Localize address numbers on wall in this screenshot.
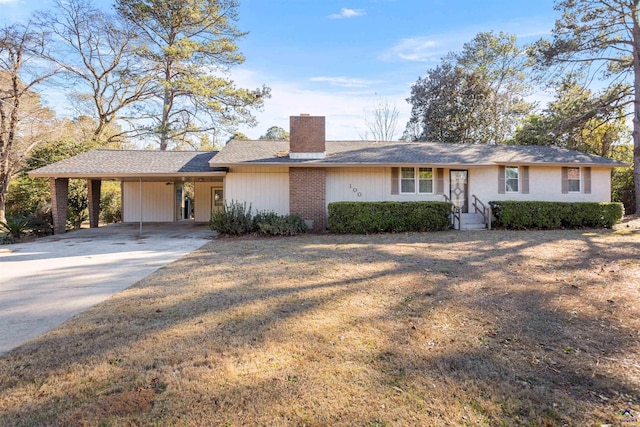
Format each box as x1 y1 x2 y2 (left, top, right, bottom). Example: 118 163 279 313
349 184 363 198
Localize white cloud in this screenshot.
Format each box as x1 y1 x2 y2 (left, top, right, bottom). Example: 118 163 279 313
328 8 366 19
0 0 19 3
380 35 457 63
231 68 410 141
309 76 379 88
380 17 554 64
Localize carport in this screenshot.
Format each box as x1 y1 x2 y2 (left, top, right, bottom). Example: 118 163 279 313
29 150 227 234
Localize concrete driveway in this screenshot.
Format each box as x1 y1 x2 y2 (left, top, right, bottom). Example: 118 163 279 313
0 223 213 355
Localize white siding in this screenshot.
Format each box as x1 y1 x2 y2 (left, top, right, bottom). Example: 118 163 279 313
326 166 612 209
326 167 451 205
194 182 223 222
122 181 175 222
326 168 385 203
471 166 611 204
225 171 289 214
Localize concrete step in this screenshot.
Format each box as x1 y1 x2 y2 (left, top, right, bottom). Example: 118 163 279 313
461 213 484 224
459 213 487 230
460 223 487 230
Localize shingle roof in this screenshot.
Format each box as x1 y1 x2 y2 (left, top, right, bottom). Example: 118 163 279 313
29 150 225 177
209 140 627 167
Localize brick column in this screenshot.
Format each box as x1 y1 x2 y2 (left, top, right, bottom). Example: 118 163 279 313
88 179 101 228
289 168 326 232
50 178 69 235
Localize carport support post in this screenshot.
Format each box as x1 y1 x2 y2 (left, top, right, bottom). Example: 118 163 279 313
87 179 101 228
139 178 143 235
50 178 69 235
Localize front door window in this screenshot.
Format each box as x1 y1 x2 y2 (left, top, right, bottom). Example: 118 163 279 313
212 188 224 211
450 170 468 213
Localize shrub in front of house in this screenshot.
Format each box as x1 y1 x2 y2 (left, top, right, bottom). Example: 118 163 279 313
328 201 452 234
210 201 307 236
209 201 255 235
254 211 308 236
488 201 624 229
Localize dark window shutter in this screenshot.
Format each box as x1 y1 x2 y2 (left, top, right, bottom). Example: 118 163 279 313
561 167 568 194
583 167 591 194
498 166 505 194
521 166 529 194
391 167 399 195
435 168 444 194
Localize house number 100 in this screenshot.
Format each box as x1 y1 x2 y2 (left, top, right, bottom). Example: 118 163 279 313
349 184 362 197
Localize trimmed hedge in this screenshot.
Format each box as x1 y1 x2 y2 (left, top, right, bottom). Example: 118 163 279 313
328 201 452 234
489 201 624 229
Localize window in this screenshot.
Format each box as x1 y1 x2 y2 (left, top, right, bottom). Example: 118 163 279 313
505 167 519 192
567 167 580 192
211 188 224 210
418 168 434 193
400 167 415 193
400 167 433 194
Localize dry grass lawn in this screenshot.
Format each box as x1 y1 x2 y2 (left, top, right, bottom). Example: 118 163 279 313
1 228 639 426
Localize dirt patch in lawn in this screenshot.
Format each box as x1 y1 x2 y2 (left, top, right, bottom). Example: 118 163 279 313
0 229 639 426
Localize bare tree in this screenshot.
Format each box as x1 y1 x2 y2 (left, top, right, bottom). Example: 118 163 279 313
0 23 58 222
34 0 155 143
361 99 400 141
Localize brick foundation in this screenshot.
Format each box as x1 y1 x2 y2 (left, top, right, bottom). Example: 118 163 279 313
289 168 326 232
88 179 101 228
50 178 69 235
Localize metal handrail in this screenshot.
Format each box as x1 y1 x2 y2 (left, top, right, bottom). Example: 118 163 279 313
443 194 461 230
471 195 492 230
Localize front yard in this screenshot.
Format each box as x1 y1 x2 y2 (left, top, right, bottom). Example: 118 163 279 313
1 229 639 426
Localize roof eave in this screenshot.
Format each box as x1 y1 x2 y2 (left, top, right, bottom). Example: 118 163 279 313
28 171 228 179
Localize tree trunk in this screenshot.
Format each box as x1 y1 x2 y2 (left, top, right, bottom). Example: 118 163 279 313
0 174 8 223
633 6 640 215
159 61 173 151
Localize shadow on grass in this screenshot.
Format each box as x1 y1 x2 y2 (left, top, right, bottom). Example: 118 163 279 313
0 230 638 425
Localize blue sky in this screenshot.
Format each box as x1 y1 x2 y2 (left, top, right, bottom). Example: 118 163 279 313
2 0 558 140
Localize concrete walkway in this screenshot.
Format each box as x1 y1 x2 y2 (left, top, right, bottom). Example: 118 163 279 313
0 223 213 355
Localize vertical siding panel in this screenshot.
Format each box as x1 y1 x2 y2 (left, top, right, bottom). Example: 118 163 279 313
122 182 138 222
325 168 385 205
225 172 289 214
122 182 174 222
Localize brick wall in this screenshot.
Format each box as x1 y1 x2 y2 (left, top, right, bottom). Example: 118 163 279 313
289 168 326 232
50 178 69 235
290 115 325 154
88 179 101 228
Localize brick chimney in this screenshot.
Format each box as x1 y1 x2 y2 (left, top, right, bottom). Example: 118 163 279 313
289 114 326 159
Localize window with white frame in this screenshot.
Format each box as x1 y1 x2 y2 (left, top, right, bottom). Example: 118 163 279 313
567 167 580 192
400 167 434 194
505 167 519 192
400 167 415 193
